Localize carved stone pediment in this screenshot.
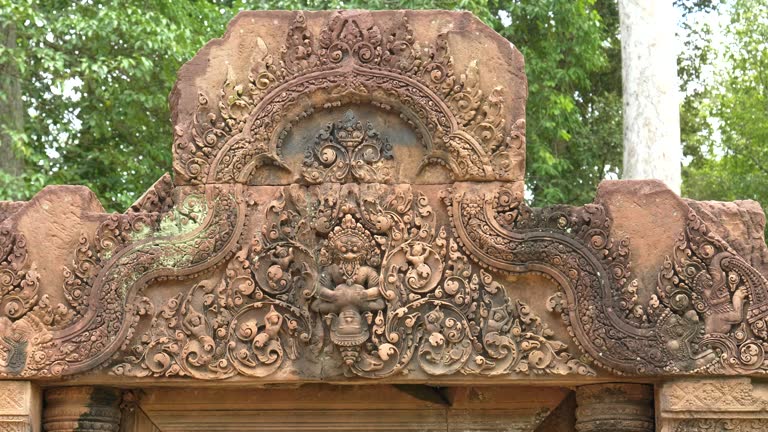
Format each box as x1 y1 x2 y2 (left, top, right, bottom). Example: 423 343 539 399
171 10 526 187
2 10 768 383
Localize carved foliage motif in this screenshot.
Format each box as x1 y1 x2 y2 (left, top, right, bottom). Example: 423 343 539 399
648 212 768 374
448 185 768 375
5 180 768 378
173 11 522 184
661 379 768 432
303 111 393 184
0 231 39 323
673 419 768 432
4 10 768 383
0 381 34 432
0 231 41 375
115 184 592 379
0 188 245 377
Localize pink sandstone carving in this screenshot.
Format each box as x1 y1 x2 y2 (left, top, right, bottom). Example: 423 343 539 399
1 10 768 382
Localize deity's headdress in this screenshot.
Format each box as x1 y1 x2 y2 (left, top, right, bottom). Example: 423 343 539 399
320 214 380 268
327 215 374 254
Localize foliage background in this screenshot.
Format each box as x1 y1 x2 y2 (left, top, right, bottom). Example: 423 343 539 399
0 0 764 219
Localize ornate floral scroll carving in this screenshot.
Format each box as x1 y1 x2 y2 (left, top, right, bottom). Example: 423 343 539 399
173 11 521 184
114 184 592 379
0 230 41 374
4 9 768 384
112 249 311 379
0 231 39 324
0 187 246 377
648 211 768 373
660 378 768 432
447 184 768 375
303 111 393 184
673 419 768 432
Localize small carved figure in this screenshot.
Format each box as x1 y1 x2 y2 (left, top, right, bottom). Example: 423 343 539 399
266 245 294 291
405 243 432 290
253 305 283 348
699 263 749 335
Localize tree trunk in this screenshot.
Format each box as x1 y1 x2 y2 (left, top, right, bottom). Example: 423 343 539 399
0 21 25 178
619 0 682 194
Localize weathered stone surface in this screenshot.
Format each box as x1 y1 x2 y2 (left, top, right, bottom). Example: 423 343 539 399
0 9 767 386
42 387 121 432
658 378 768 431
170 10 527 186
0 381 41 432
575 383 654 432
135 385 568 431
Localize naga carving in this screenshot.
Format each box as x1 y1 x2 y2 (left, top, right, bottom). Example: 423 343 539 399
448 185 768 375
113 183 592 379
0 188 245 377
2 9 768 383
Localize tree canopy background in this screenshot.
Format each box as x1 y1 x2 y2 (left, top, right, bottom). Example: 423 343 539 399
0 0 763 220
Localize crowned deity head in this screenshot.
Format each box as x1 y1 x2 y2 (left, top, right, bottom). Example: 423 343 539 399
325 214 376 269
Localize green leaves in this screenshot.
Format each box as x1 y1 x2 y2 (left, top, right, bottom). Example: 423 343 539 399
0 0 229 210
681 0 768 230
491 0 621 206
0 0 622 211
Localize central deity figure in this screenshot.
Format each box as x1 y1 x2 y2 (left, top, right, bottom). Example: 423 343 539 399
312 214 385 364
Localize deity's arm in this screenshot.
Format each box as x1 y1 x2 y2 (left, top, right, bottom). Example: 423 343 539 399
315 271 337 301
362 269 381 299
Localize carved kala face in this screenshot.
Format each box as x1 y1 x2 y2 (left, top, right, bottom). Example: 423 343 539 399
334 235 366 261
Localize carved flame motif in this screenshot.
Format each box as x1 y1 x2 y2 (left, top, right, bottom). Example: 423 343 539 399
303 111 393 184
173 11 520 185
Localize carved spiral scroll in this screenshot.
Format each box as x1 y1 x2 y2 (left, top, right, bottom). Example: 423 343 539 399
173 11 523 185
447 185 768 375
1 186 245 377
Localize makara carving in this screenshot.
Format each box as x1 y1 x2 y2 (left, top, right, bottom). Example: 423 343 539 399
1 10 768 382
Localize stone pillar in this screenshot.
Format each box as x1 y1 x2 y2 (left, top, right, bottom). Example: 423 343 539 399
0 381 42 432
43 387 121 432
619 0 682 194
658 378 768 431
575 383 654 432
